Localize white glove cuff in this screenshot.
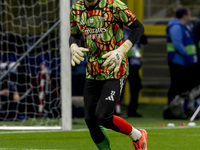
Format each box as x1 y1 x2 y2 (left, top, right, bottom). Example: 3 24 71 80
120 39 133 53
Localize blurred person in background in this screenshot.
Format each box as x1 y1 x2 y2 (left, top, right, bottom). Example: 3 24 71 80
164 7 197 119
0 78 20 121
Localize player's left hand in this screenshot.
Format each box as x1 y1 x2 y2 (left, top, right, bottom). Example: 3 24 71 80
102 40 133 73
102 49 125 73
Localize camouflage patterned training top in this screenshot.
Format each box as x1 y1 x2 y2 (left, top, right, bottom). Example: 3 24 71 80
70 0 137 80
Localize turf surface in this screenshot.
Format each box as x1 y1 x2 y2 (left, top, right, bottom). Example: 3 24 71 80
0 104 199 150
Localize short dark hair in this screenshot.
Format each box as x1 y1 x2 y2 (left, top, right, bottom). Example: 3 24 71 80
176 8 189 19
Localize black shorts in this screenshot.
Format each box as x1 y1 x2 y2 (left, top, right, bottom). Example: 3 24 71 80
84 79 125 120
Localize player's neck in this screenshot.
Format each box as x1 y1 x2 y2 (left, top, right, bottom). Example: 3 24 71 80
84 0 98 8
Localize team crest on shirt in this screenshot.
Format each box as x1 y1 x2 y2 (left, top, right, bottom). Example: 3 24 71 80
80 20 85 26
90 18 94 23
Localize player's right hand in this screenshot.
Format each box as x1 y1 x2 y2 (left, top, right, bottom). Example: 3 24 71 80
70 43 89 66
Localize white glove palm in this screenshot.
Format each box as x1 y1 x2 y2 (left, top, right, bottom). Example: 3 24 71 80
70 43 89 66
102 40 133 73
102 49 125 73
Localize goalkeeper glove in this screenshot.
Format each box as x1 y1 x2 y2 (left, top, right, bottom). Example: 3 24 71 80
102 40 133 73
70 43 89 66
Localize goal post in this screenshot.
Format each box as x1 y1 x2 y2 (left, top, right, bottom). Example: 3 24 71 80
60 0 72 131
0 0 72 131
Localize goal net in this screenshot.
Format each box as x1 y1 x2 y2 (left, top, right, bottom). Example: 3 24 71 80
0 0 71 130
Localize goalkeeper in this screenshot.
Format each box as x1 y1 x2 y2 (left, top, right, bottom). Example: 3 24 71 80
70 0 147 149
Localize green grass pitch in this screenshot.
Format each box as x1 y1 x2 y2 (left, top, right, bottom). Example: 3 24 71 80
0 104 199 150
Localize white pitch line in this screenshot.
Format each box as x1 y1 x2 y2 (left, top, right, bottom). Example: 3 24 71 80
0 126 199 134
138 126 200 130
71 126 200 131
72 128 89 132
0 130 63 134
0 149 63 150
0 129 89 134
150 132 200 137
0 149 18 150
182 134 200 137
